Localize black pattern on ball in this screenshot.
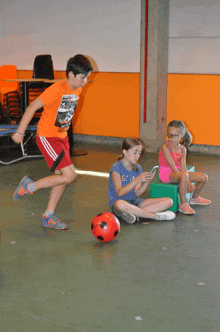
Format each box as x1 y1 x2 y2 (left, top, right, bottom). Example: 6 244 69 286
91 212 120 242
100 221 107 229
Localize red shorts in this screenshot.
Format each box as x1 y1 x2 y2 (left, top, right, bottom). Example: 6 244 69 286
36 135 72 171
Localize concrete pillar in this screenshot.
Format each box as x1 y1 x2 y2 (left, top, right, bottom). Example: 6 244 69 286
140 0 169 152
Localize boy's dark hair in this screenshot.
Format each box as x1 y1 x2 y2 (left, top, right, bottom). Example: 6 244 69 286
168 120 192 148
66 54 93 77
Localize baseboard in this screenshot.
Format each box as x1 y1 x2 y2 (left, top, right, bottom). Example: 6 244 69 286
73 134 124 147
188 144 220 156
72 134 220 156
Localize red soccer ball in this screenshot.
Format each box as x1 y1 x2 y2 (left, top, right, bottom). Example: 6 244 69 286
91 212 120 242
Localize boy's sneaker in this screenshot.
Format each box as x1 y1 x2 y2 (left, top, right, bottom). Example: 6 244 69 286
189 196 211 206
13 175 34 201
42 213 68 230
121 213 136 224
178 202 195 215
155 211 176 221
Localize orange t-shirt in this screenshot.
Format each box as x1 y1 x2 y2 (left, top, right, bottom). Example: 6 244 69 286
37 80 82 138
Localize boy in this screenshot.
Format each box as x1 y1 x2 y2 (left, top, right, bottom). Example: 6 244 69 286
12 54 93 230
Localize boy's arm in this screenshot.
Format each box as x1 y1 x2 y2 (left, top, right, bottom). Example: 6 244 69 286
12 97 45 143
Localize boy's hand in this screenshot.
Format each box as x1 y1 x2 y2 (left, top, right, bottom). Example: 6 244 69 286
11 132 24 144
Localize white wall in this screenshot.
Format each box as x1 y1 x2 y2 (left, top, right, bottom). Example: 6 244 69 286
168 0 220 74
0 0 141 72
2 0 219 74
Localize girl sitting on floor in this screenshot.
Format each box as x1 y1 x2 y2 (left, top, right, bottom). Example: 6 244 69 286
108 137 175 224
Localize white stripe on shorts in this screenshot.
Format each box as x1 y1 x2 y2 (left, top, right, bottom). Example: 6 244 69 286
39 136 58 161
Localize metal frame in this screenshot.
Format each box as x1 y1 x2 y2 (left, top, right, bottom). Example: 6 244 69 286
0 124 42 165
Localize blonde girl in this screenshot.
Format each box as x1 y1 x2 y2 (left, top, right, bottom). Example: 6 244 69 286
159 120 211 214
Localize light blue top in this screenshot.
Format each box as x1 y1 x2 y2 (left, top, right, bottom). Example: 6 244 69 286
108 160 143 208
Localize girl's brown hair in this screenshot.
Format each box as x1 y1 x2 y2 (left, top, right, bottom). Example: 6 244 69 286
117 137 142 172
167 120 192 148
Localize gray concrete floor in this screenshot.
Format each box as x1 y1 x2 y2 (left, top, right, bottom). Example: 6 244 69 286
1 141 220 332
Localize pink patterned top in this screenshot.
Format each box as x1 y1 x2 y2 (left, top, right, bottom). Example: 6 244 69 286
158 142 184 183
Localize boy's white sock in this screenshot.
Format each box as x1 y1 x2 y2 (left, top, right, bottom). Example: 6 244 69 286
28 182 36 192
44 211 54 217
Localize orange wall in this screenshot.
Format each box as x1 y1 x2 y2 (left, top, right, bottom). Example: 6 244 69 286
167 74 220 146
16 70 220 145
71 72 220 144
17 71 140 138
72 72 140 137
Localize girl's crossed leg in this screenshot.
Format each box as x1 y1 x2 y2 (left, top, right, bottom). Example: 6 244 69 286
113 197 174 222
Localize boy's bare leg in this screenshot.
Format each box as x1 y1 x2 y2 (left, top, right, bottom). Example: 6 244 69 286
31 165 77 214
34 164 77 190
45 184 66 212
37 165 77 212
46 169 67 212
38 165 77 228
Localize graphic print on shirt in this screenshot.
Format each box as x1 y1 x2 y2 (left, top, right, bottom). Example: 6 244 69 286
122 175 129 182
122 174 136 189
55 94 79 130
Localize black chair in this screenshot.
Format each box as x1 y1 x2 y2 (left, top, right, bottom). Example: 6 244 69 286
0 102 7 123
29 54 54 124
29 54 54 95
2 91 22 124
32 54 54 81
